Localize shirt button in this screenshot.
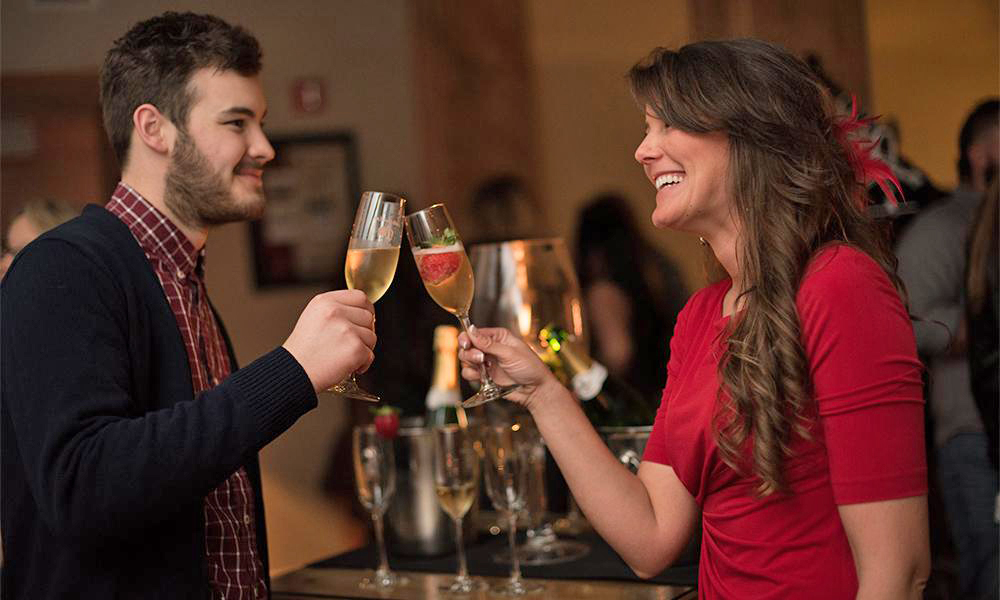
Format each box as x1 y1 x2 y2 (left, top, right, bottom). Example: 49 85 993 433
176 269 185 280
244 513 251 526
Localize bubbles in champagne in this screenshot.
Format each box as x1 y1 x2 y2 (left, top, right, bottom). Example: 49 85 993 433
346 246 400 303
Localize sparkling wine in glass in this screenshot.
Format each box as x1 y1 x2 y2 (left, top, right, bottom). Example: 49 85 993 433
483 424 543 596
331 191 405 402
352 424 408 589
405 204 519 408
433 425 484 594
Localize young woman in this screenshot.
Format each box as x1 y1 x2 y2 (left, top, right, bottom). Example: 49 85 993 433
459 39 930 599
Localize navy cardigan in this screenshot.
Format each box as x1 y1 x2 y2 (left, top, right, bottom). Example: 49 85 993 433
2 205 317 598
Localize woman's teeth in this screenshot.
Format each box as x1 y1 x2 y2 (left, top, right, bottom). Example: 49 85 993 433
655 173 685 190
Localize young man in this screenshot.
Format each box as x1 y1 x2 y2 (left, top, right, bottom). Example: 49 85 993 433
1 12 377 598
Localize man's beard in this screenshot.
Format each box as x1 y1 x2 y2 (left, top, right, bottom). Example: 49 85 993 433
164 130 266 228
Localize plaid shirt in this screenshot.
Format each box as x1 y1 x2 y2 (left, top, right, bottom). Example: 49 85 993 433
107 183 266 599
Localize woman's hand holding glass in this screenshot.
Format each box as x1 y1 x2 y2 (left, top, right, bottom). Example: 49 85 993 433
405 204 520 407
456 326 558 411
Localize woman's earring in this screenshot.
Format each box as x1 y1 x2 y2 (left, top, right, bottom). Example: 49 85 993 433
699 237 708 247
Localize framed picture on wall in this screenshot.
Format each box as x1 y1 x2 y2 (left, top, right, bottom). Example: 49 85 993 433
250 132 360 288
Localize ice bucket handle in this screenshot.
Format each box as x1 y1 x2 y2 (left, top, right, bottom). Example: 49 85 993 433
618 449 642 474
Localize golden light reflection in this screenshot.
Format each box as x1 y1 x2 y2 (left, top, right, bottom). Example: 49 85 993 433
571 297 584 338
512 241 533 337
517 302 532 338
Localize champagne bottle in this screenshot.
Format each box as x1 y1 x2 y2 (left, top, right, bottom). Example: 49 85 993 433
538 325 656 427
425 325 467 427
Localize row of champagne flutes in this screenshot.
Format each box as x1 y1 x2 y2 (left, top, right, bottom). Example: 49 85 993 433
353 422 543 595
332 190 519 406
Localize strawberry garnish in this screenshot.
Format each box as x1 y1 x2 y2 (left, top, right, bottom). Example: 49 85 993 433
373 405 401 439
417 252 462 285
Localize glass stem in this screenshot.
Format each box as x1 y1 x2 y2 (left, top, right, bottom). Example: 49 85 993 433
508 512 522 584
457 314 496 391
454 517 468 580
372 511 390 575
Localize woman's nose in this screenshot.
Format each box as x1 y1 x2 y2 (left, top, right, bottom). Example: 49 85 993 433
634 134 659 164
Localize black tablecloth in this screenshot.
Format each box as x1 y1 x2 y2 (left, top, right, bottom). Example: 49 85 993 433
311 531 698 587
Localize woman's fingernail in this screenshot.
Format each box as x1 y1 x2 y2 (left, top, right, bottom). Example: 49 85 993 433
472 350 484 363
460 339 470 350
469 324 477 335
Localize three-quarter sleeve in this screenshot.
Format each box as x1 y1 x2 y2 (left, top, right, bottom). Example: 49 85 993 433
797 246 927 504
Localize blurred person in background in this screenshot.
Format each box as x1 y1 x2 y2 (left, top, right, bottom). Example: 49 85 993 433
1 12 377 599
467 174 546 244
459 39 929 598
896 98 999 600
0 198 77 278
574 192 687 400
966 180 998 485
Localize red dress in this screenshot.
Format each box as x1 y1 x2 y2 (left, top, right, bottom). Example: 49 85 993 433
643 244 926 599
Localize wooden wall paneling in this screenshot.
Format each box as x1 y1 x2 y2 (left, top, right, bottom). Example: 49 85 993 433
409 0 542 240
688 0 871 103
1 73 117 228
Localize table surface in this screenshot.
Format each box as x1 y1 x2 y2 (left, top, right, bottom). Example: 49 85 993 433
271 526 698 599
272 567 696 599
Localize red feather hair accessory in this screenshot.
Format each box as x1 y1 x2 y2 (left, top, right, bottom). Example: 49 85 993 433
833 95 904 208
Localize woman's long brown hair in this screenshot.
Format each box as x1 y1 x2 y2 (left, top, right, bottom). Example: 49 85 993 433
629 39 904 495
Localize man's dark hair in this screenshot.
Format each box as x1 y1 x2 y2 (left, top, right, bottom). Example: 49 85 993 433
958 98 999 182
99 12 262 167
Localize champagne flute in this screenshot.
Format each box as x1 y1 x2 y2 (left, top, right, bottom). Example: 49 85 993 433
352 424 408 589
405 204 519 408
331 191 406 402
432 425 484 594
482 423 543 596
514 420 589 566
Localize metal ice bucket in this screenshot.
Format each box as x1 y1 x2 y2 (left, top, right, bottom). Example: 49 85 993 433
468 238 586 346
384 419 454 556
599 424 702 566
598 426 653 474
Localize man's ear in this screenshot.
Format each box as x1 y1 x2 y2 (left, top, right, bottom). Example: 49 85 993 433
132 103 175 155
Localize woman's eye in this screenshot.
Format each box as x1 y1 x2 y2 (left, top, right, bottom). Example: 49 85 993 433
226 119 246 129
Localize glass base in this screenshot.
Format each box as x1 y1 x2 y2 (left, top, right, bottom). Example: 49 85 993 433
462 383 520 408
329 378 380 402
490 579 544 596
517 539 589 566
359 568 408 589
441 575 487 594
493 539 589 566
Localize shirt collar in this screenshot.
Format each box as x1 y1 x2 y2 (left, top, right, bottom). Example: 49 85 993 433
106 182 204 279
